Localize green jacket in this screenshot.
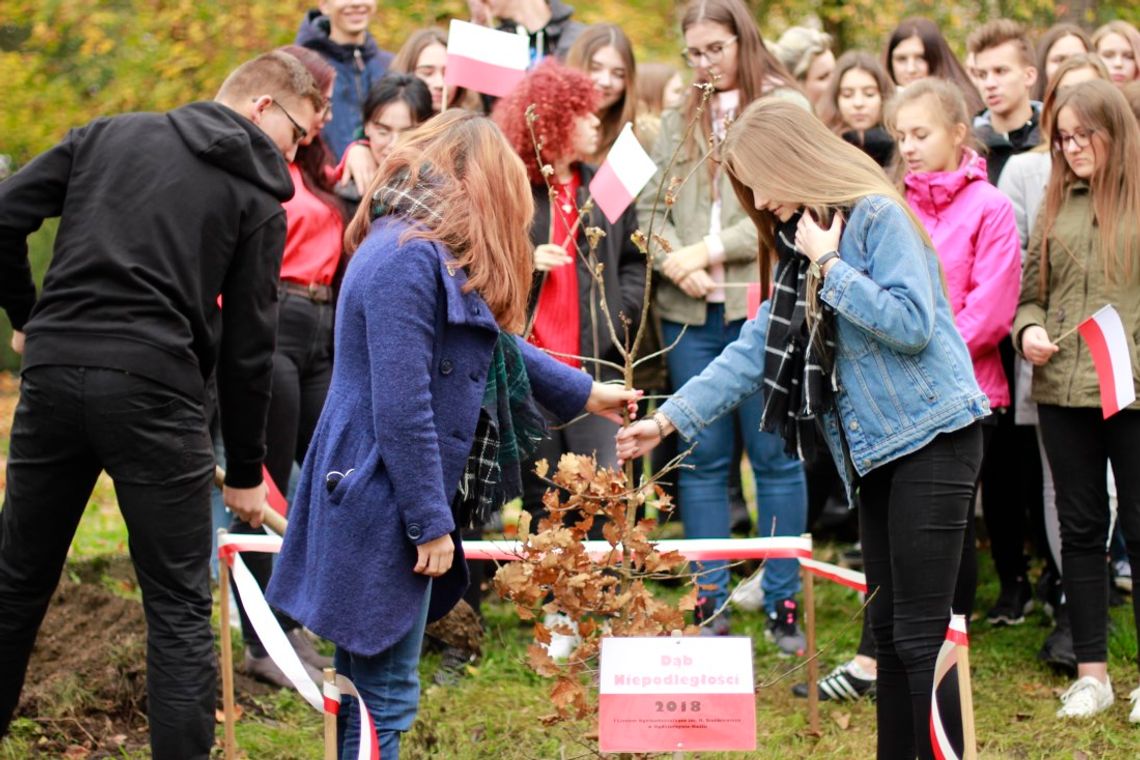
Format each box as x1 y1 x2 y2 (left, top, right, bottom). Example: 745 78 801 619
1013 184 1140 410
636 88 809 326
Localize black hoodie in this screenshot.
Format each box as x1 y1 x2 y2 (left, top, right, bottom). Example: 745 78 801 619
0 101 294 487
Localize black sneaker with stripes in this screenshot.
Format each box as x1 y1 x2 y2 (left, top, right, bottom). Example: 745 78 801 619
792 660 876 701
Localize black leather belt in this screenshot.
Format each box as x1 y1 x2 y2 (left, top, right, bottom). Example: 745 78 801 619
280 281 333 303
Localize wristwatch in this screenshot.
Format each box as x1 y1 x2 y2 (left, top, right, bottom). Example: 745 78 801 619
810 250 840 278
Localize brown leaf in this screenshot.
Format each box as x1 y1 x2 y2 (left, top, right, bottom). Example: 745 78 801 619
533 458 549 479
533 622 552 645
831 710 851 730
63 747 90 760
517 510 532 540
527 643 562 678
677 585 698 612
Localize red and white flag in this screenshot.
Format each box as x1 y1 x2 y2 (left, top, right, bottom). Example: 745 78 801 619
1078 304 1137 418
588 122 657 223
930 614 970 760
444 19 529 98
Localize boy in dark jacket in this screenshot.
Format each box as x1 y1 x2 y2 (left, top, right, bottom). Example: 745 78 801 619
296 0 394 157
0 51 320 760
490 0 584 64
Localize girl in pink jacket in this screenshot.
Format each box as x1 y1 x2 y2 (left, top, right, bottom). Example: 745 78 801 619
888 76 1022 625
889 78 1022 411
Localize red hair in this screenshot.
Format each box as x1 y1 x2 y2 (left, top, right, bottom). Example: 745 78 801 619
344 111 535 333
492 59 599 184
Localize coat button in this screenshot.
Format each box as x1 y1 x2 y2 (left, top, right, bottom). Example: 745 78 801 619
470 303 480 316
848 420 859 431
440 359 454 375
406 524 423 541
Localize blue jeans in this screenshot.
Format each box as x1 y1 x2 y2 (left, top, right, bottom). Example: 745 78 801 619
334 580 431 759
662 305 807 613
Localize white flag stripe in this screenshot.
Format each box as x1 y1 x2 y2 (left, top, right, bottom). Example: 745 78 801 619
1091 305 1137 410
605 123 657 196
446 19 529 70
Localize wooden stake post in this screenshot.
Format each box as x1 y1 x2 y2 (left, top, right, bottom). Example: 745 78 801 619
802 533 820 735
217 528 238 760
324 668 338 759
958 628 978 760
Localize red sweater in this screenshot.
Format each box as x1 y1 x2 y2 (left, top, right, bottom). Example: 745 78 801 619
280 162 343 286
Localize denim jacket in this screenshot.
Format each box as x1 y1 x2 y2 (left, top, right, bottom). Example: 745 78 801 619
659 195 989 498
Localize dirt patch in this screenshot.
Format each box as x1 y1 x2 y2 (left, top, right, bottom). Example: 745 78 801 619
14 565 151 757
12 557 279 757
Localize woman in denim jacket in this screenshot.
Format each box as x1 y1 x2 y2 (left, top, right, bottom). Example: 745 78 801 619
618 99 989 760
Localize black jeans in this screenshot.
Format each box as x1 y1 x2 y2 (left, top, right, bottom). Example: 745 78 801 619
1038 405 1140 664
232 292 333 653
0 366 216 759
852 421 991 662
860 422 983 760
979 340 1045 587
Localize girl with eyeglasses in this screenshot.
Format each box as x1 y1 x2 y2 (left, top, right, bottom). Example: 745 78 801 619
637 0 810 653
997 54 1110 674
1014 79 1140 722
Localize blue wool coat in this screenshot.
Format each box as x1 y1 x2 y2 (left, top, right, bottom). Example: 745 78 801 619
266 217 593 656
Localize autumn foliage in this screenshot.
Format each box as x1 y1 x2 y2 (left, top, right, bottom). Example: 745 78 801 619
493 452 703 724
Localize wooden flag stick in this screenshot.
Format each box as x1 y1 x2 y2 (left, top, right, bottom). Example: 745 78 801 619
957 622 978 760
218 528 238 760
323 668 338 760
802 532 820 736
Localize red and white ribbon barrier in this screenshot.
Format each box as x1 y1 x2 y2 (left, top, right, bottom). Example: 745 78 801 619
463 537 868 593
217 533 379 760
930 614 970 760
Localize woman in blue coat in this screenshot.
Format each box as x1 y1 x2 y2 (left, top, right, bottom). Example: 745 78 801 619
617 99 988 759
266 111 640 757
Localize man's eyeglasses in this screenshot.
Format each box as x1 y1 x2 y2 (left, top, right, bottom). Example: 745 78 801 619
1053 128 1096 152
272 99 309 143
681 36 737 68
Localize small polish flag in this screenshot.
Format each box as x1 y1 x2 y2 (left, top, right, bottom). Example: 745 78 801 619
588 122 657 223
1078 304 1137 418
444 19 530 98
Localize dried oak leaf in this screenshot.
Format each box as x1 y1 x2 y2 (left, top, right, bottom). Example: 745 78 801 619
533 458 549 479
527 643 563 678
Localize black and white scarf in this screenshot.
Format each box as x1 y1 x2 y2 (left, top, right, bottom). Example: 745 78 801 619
759 212 837 461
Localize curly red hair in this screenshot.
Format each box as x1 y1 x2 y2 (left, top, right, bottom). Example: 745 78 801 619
492 59 600 185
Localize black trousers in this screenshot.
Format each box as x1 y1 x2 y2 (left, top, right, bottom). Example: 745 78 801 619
979 340 1045 586
860 422 984 760
1038 405 1140 664
232 293 333 653
0 366 216 759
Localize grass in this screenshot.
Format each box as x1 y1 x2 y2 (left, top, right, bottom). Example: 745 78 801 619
1 377 1138 757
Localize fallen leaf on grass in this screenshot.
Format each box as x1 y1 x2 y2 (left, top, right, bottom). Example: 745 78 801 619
63 747 90 759
831 711 851 730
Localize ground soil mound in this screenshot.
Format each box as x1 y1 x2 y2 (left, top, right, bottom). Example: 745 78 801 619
14 558 151 757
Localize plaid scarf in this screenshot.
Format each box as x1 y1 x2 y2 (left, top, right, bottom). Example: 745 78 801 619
456 334 548 528
759 212 836 461
370 172 547 526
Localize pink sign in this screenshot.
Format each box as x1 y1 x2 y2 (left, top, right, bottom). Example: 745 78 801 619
599 637 756 753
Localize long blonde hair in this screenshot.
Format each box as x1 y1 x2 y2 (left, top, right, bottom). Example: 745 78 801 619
1039 80 1140 298
344 111 535 333
719 98 931 296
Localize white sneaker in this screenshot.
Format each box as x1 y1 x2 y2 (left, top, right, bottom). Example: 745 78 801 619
1129 686 1140 724
542 612 580 663
1056 675 1114 718
729 570 765 612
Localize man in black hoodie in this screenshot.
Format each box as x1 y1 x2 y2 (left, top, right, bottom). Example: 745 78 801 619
0 51 320 759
